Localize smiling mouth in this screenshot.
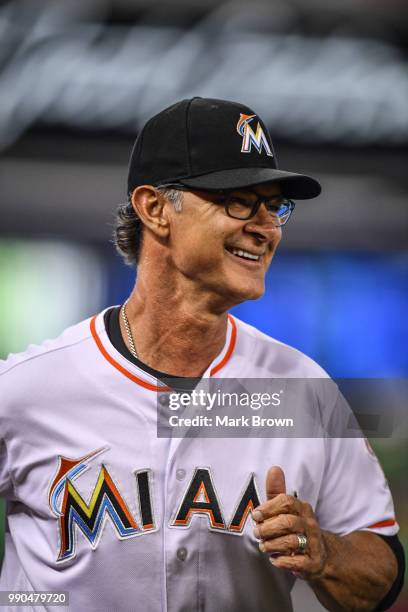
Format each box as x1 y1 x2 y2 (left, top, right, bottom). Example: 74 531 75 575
225 246 263 262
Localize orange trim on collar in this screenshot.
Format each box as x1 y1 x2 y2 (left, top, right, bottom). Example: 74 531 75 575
367 519 396 529
90 312 237 390
90 315 166 392
211 315 237 376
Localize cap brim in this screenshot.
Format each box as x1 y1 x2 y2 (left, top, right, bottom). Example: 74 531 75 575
179 167 321 199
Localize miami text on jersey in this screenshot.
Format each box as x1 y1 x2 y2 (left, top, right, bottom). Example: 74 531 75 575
48 448 261 562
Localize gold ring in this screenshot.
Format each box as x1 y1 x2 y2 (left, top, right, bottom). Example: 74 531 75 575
296 534 308 553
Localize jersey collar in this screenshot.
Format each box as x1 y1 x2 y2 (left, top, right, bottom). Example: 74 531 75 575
90 309 237 392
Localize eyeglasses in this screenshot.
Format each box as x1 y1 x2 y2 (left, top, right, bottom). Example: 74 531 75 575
220 193 295 225
156 184 296 226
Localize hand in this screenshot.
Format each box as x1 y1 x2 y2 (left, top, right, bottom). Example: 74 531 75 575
252 466 328 580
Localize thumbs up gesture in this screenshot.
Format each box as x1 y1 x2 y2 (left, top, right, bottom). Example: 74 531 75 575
252 466 327 579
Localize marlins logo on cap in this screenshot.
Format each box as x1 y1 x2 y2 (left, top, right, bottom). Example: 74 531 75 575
236 113 273 157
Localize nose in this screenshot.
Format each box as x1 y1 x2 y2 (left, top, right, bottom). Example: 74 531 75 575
244 203 281 242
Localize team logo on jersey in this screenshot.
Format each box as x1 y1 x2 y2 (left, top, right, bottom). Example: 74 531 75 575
236 113 273 156
170 468 260 533
48 448 155 562
229 473 261 532
170 468 226 531
48 450 261 562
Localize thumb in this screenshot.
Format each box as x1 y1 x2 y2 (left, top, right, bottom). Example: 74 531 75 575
266 466 286 500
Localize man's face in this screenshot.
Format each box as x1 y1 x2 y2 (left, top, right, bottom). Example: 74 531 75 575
166 183 283 309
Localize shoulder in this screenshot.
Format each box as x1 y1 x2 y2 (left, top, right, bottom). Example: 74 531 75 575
0 313 103 383
231 315 329 378
0 309 117 441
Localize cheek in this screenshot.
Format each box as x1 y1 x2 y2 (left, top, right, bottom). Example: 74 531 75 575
268 229 282 257
171 224 225 271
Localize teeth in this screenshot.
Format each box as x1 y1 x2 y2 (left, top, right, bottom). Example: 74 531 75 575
230 248 260 261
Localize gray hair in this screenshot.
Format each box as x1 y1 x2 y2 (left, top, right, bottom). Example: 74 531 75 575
113 187 183 266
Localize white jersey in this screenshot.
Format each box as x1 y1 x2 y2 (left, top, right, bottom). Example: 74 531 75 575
0 310 398 612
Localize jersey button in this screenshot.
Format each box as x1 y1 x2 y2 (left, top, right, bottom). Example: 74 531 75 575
159 394 168 406
176 469 186 481
177 547 188 561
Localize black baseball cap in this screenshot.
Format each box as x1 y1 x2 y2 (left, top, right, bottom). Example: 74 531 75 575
128 97 321 199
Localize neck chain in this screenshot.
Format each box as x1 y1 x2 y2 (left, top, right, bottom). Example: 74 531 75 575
121 300 138 358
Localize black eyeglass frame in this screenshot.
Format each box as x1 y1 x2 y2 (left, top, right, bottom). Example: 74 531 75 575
156 183 296 226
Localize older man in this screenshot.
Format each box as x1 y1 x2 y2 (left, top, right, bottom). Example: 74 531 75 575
0 98 404 611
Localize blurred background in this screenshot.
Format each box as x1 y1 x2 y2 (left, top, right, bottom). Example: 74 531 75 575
0 0 407 609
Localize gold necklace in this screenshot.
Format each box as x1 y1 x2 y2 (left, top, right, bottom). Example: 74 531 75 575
121 300 138 358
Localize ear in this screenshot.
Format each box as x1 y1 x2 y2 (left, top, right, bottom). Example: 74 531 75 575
131 186 170 238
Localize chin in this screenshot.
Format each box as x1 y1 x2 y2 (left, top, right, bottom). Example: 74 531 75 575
244 289 264 301
230 282 265 304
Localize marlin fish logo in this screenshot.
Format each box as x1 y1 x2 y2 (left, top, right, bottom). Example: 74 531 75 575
48 447 142 562
236 114 273 156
